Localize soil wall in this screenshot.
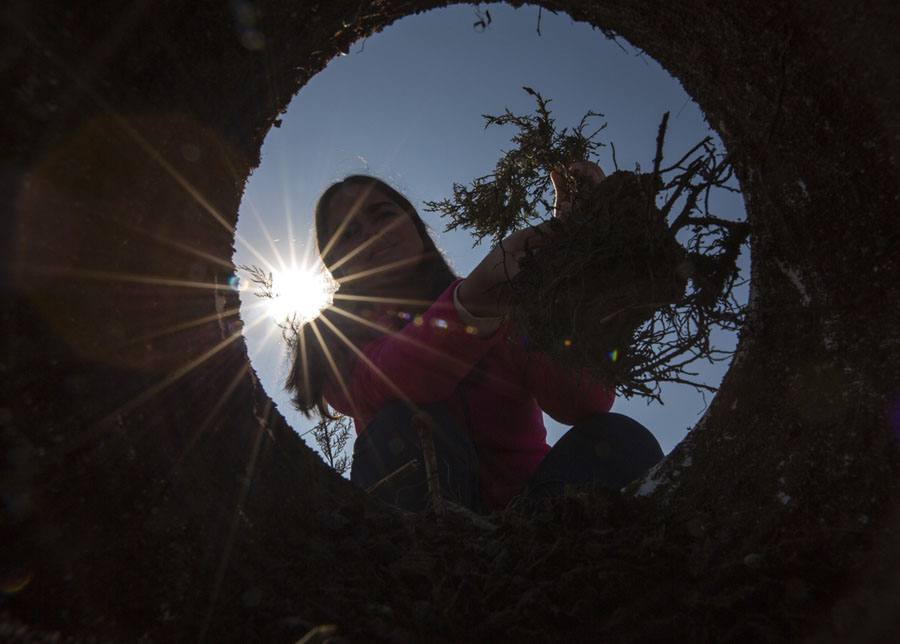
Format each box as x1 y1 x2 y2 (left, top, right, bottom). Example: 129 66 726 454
3 1 899 641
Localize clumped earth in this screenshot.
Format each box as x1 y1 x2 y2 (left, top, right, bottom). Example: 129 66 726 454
3 0 900 642
511 169 691 391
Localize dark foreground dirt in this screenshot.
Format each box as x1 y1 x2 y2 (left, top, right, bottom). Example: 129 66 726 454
3 1 900 642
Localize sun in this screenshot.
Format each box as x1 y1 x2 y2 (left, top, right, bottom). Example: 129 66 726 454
267 265 335 325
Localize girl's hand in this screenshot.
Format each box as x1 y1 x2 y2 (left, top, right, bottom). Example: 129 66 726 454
549 161 606 221
457 224 547 319
458 161 606 319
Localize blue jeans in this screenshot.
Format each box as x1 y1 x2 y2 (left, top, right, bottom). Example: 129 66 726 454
350 401 481 513
350 401 663 513
522 412 664 501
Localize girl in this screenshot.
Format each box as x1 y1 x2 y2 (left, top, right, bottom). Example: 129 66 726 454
287 165 663 513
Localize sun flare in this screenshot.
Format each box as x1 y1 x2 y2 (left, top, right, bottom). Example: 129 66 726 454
267 265 335 325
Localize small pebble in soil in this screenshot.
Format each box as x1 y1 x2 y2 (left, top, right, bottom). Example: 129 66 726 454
743 553 764 567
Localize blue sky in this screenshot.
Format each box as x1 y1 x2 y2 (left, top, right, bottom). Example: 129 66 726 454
232 3 748 466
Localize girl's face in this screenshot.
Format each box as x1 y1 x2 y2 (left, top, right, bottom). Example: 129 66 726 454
323 184 426 283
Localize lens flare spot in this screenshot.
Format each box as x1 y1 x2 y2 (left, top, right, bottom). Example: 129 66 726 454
564 339 572 347
607 349 619 362
240 29 266 51
228 275 248 292
433 318 448 329
1 568 33 595
465 325 479 335
180 143 201 162
398 311 412 321
413 315 423 327
594 440 611 459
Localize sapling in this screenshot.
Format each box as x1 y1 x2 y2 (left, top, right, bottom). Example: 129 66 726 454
425 88 749 401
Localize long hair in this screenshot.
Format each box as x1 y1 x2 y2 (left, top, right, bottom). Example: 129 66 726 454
286 175 457 419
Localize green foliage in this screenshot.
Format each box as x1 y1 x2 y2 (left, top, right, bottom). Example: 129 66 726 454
424 87 605 245
239 264 274 298
427 89 749 401
237 263 302 342
311 416 353 475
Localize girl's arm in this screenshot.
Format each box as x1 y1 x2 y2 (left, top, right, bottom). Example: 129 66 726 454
324 280 509 420
517 347 615 426
456 162 605 318
459 161 613 425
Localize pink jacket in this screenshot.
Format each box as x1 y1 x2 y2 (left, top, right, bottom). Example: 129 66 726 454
324 279 614 511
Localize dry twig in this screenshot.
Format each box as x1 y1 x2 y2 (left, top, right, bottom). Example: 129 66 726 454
365 459 420 495
413 413 445 515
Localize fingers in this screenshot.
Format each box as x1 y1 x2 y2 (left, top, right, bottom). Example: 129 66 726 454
569 161 606 187
551 162 605 221
550 170 571 221
550 169 567 197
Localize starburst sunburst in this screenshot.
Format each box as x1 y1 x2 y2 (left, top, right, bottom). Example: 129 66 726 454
267 265 336 325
